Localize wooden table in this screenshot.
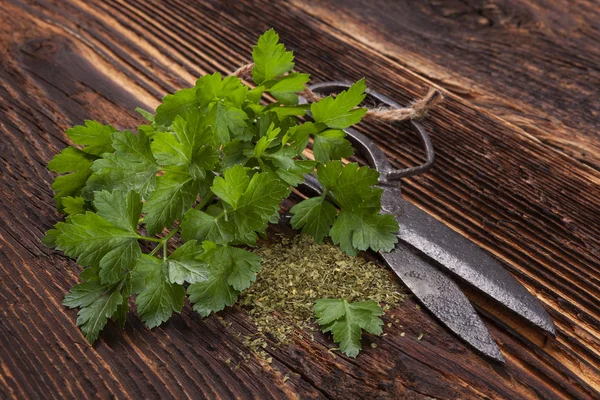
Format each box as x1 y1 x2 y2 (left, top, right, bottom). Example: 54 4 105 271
1 0 599 398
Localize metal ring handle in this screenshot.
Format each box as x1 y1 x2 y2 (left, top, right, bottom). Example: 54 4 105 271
306 81 435 183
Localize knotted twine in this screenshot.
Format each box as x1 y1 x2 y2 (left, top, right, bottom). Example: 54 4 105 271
233 62 443 122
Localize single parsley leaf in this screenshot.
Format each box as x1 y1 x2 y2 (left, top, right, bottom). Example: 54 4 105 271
313 298 384 358
62 196 86 215
131 255 185 328
151 131 191 166
317 161 379 210
311 79 367 129
267 72 310 105
55 212 141 284
187 242 261 317
142 170 199 235
48 147 96 209
89 131 159 200
232 172 290 234
166 240 209 285
252 29 295 84
65 120 117 156
330 210 398 255
251 123 281 158
204 102 248 144
93 190 141 232
211 165 249 209
136 107 155 122
180 206 236 245
350 213 399 253
55 190 143 283
267 105 308 119
196 73 248 108
64 267 124 343
312 129 354 163
290 197 337 242
271 158 316 186
155 88 200 127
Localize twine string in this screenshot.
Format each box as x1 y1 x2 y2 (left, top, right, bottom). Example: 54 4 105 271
233 62 443 121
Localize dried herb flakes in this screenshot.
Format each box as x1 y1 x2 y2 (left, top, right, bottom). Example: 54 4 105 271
240 235 406 345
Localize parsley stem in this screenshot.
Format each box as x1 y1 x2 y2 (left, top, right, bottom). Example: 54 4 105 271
163 227 179 242
144 227 179 258
148 243 161 256
137 227 179 244
137 235 162 243
195 193 215 210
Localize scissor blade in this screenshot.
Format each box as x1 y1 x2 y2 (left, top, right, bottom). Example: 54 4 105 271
381 188 555 336
382 242 504 362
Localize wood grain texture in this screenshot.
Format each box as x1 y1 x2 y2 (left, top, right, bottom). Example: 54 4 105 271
0 0 599 398
294 0 600 170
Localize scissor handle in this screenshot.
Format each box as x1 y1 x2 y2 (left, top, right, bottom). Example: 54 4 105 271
306 81 435 184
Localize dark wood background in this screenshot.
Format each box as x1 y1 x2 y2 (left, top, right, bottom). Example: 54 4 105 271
1 0 599 398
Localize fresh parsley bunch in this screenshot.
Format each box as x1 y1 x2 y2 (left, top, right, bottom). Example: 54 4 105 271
44 29 398 349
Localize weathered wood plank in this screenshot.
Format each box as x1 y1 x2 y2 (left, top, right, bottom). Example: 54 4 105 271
0 0 599 398
294 0 600 170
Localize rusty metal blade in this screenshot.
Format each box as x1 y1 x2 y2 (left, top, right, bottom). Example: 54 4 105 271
381 188 555 336
381 242 505 362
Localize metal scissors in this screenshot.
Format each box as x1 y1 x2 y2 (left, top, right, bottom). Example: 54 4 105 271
299 82 555 362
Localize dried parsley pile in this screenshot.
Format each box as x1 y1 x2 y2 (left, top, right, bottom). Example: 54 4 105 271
240 235 406 345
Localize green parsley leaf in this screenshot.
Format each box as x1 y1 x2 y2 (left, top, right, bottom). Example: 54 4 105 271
271 159 316 186
190 144 219 180
55 191 143 283
48 147 95 209
94 190 142 232
282 122 315 152
89 131 159 200
155 88 200 127
151 131 191 166
142 170 199 235
211 165 249 209
65 120 117 156
64 267 123 343
317 161 379 210
232 172 290 234
166 240 208 285
290 197 337 242
312 129 354 163
131 255 185 328
180 206 235 245
267 73 310 105
187 242 261 317
196 73 248 108
330 210 399 255
211 166 289 235
252 29 295 84
311 79 367 129
349 213 399 253
136 107 155 122
252 123 281 158
204 102 248 144
267 105 308 119
62 196 86 215
313 298 384 357
55 214 139 284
